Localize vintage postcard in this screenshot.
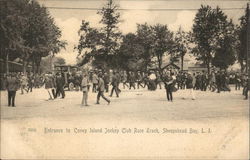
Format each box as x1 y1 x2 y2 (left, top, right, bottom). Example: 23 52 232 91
0 0 249 159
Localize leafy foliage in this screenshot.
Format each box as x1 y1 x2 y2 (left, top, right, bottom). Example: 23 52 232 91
151 24 175 70
172 27 189 70
118 33 145 71
191 5 237 71
76 0 121 70
0 0 66 73
236 5 248 72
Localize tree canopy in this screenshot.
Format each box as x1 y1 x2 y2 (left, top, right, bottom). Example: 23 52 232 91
191 5 237 72
76 0 121 70
76 2 248 73
0 0 66 73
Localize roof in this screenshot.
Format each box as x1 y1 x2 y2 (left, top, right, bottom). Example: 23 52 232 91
148 62 180 71
162 63 180 70
54 65 78 68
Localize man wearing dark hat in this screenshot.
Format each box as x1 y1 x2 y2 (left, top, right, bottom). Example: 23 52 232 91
97 74 110 105
55 72 65 98
92 71 98 93
215 71 222 93
128 71 136 90
27 73 34 93
6 73 19 107
155 71 162 89
121 71 129 89
201 70 207 91
44 72 56 100
136 71 144 89
103 71 110 93
110 71 119 97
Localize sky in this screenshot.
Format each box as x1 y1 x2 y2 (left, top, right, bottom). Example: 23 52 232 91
37 0 249 64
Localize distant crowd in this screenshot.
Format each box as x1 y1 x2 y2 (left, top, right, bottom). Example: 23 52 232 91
1 68 249 107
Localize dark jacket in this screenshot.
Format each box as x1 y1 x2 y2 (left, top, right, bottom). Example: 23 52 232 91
111 74 119 86
128 73 136 83
103 74 110 84
186 75 193 89
164 75 174 89
216 73 222 85
98 78 105 92
6 77 19 91
56 76 65 88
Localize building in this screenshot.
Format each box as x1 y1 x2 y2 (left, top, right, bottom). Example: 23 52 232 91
0 58 32 73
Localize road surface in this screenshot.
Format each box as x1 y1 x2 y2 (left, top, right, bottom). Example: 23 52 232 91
1 86 249 159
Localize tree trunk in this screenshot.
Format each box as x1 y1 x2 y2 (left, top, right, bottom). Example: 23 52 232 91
206 62 210 74
36 63 40 74
181 55 184 71
239 61 244 73
34 56 42 74
32 57 35 73
6 52 9 74
23 60 27 74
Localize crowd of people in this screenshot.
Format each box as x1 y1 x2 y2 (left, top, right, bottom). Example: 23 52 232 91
1 68 249 107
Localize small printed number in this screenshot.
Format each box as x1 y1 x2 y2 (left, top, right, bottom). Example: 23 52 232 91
28 128 37 132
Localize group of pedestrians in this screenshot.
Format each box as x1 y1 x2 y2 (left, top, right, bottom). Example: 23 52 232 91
170 69 249 100
44 72 66 100
80 71 111 106
3 71 66 106
2 68 249 108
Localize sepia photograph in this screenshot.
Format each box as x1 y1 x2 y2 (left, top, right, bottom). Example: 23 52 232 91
0 0 249 159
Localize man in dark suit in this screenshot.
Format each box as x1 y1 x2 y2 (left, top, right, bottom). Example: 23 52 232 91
6 73 19 107
103 72 110 93
215 71 222 93
128 71 136 90
110 71 119 97
97 74 110 105
201 70 207 91
55 72 65 98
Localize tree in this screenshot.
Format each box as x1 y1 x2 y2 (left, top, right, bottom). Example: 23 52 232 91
191 5 236 73
118 33 145 71
0 0 66 74
236 4 249 72
173 27 189 70
76 0 121 70
76 20 104 67
136 23 155 70
212 20 237 69
22 0 66 73
0 0 30 74
151 24 175 77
